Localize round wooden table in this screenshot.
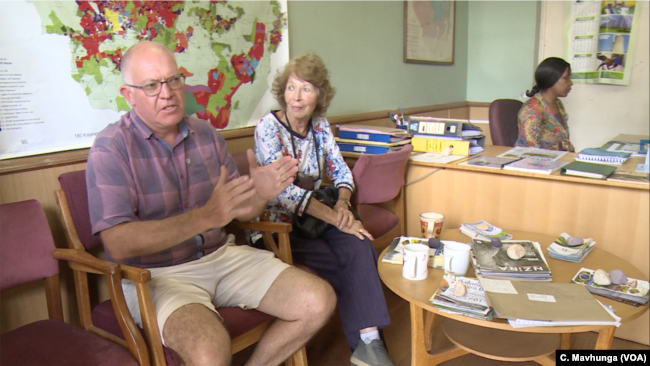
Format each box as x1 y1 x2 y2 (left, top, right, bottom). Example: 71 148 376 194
378 229 649 366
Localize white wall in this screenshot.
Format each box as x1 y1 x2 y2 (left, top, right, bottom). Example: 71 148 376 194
466 1 540 102
539 1 649 152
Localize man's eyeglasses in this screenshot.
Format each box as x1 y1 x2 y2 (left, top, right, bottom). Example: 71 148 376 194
126 75 186 96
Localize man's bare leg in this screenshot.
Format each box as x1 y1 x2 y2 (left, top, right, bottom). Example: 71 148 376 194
245 267 336 366
163 303 232 366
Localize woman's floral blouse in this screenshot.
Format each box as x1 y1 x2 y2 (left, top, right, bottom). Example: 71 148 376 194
515 93 575 152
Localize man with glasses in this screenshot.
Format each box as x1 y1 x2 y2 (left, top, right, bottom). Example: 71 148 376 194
86 41 336 365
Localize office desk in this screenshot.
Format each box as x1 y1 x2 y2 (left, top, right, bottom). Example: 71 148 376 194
404 141 649 344
378 229 649 366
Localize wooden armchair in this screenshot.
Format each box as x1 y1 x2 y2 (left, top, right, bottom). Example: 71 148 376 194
0 199 146 366
55 170 307 366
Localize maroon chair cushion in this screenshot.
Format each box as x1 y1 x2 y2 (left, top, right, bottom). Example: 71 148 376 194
58 170 103 251
357 205 399 239
0 200 59 292
488 99 523 147
0 320 138 366
352 145 413 205
92 300 274 366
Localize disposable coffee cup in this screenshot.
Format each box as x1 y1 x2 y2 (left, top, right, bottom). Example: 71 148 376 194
420 212 445 239
402 243 429 281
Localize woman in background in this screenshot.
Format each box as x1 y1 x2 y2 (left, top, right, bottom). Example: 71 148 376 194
252 54 396 366
515 57 575 151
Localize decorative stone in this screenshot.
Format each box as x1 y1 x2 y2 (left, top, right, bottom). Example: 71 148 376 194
506 244 526 260
476 223 490 231
454 282 467 297
593 269 612 286
609 269 628 285
440 278 450 291
491 238 502 248
441 146 453 157
428 238 442 249
567 236 584 246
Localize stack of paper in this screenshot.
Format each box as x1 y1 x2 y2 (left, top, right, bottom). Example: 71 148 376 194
460 220 512 241
430 275 495 321
479 278 619 326
547 233 596 263
381 236 443 268
471 239 552 281
571 267 650 306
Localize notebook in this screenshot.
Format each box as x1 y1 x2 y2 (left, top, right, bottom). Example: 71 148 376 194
575 148 632 165
561 161 617 180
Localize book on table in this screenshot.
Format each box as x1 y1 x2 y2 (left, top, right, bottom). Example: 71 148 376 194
458 155 520 169
411 135 484 155
547 233 596 263
497 147 567 161
471 239 552 281
575 147 632 165
571 267 650 306
429 275 495 321
382 236 443 268
560 161 617 179
502 157 568 175
607 170 650 184
460 220 512 240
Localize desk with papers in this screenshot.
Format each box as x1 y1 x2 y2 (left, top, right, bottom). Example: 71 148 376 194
400 133 650 345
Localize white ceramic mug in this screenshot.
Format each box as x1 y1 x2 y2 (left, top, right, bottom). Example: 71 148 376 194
402 243 429 281
443 241 471 276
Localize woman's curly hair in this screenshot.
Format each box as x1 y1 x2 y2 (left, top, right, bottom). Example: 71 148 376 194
272 54 336 117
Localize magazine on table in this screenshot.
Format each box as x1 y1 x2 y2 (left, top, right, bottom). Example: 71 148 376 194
503 158 568 175
458 155 520 169
471 239 551 280
460 220 512 240
607 170 650 184
547 233 596 263
571 267 649 306
430 275 494 320
382 236 443 268
497 147 568 161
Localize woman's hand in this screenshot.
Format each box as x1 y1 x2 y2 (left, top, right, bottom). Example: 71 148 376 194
339 219 374 241
334 200 355 230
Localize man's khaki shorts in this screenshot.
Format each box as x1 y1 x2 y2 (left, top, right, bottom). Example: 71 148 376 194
121 234 290 345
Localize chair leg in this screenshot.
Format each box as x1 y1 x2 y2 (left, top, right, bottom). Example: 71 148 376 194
284 346 308 366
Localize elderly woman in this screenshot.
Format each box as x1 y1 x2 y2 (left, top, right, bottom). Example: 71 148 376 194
515 57 575 152
252 54 396 366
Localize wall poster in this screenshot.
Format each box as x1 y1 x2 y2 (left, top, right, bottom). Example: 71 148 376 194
0 1 289 160
404 0 455 65
564 0 642 85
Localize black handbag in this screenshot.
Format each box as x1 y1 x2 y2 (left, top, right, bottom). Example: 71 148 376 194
284 115 360 239
293 185 361 239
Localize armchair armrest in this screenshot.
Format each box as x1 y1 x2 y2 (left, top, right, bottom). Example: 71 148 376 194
53 248 150 366
227 220 294 265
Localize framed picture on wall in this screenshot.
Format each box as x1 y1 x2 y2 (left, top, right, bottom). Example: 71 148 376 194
404 0 455 65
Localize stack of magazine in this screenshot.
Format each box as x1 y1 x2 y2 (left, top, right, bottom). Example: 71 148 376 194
430 275 494 321
460 220 512 241
547 233 596 263
572 267 650 306
471 239 552 281
382 236 443 268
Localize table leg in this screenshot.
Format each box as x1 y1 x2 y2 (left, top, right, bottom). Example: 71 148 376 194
410 302 468 366
560 333 571 350
424 310 435 352
595 326 616 350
